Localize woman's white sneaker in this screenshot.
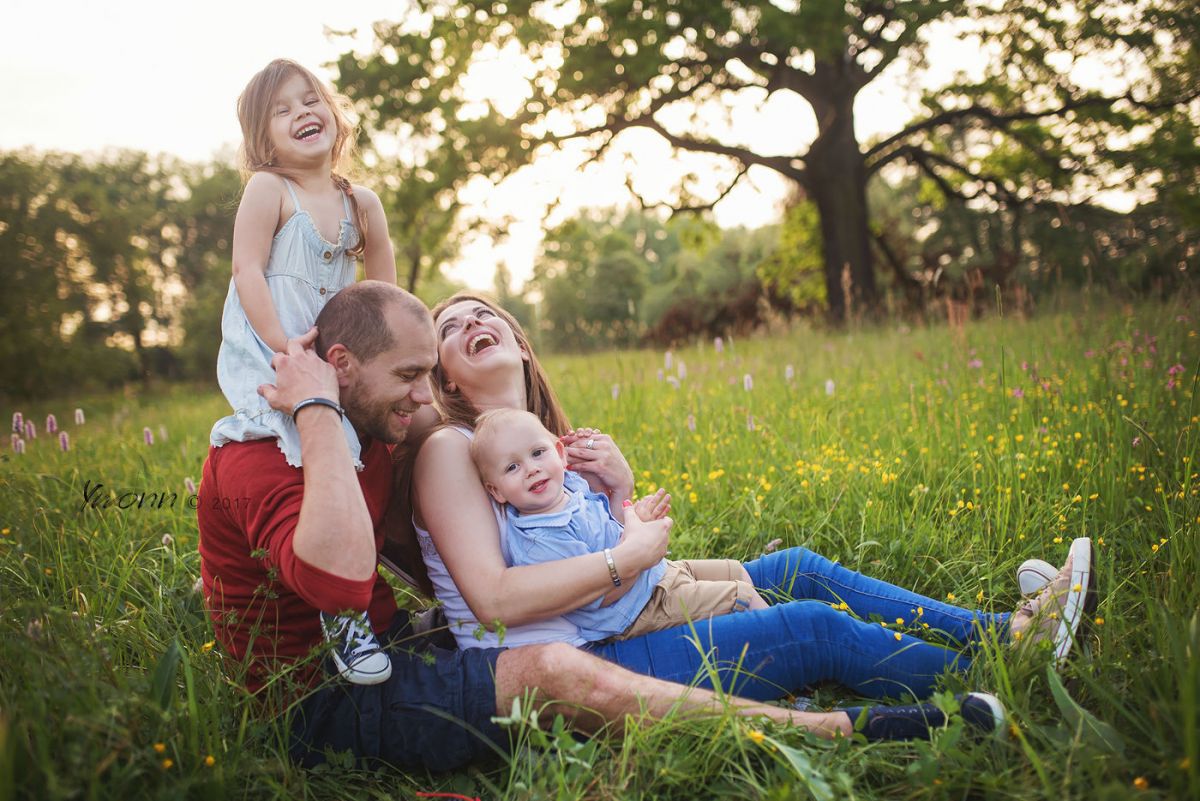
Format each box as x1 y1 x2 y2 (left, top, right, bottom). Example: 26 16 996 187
1017 558 1057 596
1010 538 1093 663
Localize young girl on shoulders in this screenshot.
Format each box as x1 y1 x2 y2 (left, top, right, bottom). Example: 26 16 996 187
210 58 396 686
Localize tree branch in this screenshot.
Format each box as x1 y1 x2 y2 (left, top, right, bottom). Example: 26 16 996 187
899 145 1021 207
636 117 805 182
865 89 1200 172
765 63 822 102
624 163 751 216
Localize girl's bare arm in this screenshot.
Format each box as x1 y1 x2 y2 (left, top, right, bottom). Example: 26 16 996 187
232 173 290 352
354 185 397 284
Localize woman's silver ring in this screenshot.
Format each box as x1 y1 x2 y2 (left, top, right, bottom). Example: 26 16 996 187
586 438 596 449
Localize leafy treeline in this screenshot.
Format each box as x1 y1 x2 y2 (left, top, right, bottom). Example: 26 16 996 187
0 151 243 397
1 134 1194 399
3 2 1199 395
336 0 1199 322
524 169 1197 351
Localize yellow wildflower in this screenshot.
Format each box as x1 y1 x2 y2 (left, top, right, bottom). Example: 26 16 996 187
747 730 765 745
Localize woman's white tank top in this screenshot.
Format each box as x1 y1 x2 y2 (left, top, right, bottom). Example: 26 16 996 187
414 426 585 649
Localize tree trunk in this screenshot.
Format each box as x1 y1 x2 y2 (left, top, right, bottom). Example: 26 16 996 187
805 84 876 324
405 244 421 293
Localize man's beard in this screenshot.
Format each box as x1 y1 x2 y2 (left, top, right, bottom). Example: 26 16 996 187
343 378 409 445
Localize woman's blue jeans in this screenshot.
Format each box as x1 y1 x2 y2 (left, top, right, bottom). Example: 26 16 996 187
589 547 1009 701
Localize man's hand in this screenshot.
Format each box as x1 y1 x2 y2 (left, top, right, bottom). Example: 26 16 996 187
632 488 671 522
257 327 339 415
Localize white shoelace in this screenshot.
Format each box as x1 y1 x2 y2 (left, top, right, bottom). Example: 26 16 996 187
335 616 381 659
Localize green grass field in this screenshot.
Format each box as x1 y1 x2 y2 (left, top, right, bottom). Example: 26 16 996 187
2 296 1198 800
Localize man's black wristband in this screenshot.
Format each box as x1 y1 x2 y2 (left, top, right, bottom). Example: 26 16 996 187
291 397 344 421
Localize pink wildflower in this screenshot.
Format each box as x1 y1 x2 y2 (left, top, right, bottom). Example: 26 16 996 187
746 414 755 432
657 369 664 382
1012 387 1024 398
1132 436 1142 448
12 412 23 433
1083 351 1095 359
59 432 69 452
1167 364 1185 377
968 359 983 369
74 408 85 425
825 379 835 396
785 365 795 382
664 351 673 370
143 427 154 446
45 414 57 434
743 374 754 392
185 477 197 495
10 433 20 451
13 438 25 455
24 421 35 440
611 384 620 400
677 361 687 380
686 414 696 432
666 377 680 389
714 337 724 354
765 538 783 553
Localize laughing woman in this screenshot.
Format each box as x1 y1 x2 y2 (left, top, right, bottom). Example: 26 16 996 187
408 293 1093 739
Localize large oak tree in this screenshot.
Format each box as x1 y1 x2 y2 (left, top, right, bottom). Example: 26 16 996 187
336 0 1197 320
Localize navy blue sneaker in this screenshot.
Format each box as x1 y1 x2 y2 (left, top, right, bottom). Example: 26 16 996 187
846 693 1007 742
320 611 392 685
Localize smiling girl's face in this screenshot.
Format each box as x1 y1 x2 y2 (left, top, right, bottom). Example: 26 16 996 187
266 72 334 170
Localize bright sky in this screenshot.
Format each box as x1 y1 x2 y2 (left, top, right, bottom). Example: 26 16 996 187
2 0 975 290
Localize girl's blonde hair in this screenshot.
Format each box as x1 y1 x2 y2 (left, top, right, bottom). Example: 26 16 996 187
236 58 367 257
429 294 571 436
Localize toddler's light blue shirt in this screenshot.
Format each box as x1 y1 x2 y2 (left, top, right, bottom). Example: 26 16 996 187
504 471 666 642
